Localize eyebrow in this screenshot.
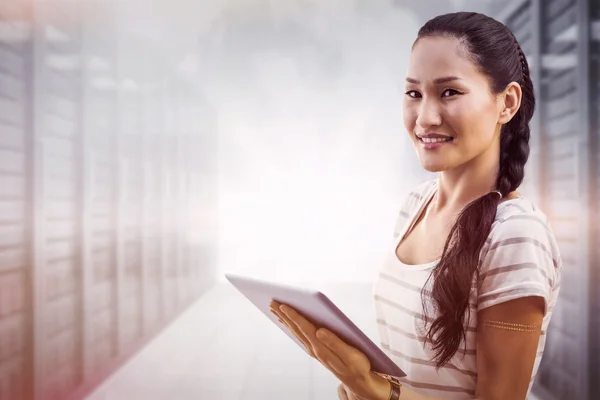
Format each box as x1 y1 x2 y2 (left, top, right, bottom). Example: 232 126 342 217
405 76 462 84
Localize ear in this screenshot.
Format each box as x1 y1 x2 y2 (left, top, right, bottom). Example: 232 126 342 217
497 82 522 125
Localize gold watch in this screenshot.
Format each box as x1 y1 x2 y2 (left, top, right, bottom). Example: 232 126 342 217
387 376 401 400
376 373 402 400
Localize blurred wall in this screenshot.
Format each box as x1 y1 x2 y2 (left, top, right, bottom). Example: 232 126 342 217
0 1 218 399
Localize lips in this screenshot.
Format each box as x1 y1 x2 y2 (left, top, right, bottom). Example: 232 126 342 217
417 133 453 139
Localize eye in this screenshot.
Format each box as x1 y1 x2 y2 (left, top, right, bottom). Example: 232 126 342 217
442 88 461 97
405 90 421 99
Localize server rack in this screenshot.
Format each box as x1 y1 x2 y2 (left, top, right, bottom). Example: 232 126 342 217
538 0 594 398
32 1 85 398
496 0 598 399
115 73 144 357
141 85 167 334
508 0 543 207
589 1 599 399
0 0 34 399
79 0 119 385
0 0 218 399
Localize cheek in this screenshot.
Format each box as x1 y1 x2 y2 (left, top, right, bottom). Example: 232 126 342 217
402 105 417 132
446 101 497 141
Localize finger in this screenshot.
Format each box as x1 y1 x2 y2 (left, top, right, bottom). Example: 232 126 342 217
270 304 303 336
272 303 348 377
271 302 314 352
279 304 347 374
278 316 316 358
270 305 316 358
337 383 349 400
270 301 296 331
316 328 370 371
269 308 285 325
270 304 299 332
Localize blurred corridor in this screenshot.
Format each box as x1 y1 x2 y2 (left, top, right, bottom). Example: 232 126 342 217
85 281 379 400
0 0 599 399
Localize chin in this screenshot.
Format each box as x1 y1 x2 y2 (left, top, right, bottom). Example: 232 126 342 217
418 157 453 172
421 164 448 173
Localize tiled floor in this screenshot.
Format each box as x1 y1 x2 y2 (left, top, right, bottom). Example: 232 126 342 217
85 281 380 400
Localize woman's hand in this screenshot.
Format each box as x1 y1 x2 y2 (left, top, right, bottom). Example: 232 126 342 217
338 382 370 400
270 300 390 400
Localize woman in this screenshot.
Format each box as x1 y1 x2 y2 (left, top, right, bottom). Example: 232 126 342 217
270 11 562 400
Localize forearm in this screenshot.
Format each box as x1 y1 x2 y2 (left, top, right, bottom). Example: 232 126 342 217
370 374 442 400
397 385 442 400
372 376 499 400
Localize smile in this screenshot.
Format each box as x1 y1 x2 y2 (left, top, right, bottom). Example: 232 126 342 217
418 136 454 149
420 137 453 143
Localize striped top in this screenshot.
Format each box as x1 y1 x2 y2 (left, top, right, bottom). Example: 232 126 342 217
373 179 562 399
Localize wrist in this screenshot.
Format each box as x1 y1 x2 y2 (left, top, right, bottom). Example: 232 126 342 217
369 372 394 400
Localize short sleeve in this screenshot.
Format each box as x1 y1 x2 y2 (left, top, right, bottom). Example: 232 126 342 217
477 214 560 316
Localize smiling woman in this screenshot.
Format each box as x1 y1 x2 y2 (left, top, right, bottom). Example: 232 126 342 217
271 11 562 400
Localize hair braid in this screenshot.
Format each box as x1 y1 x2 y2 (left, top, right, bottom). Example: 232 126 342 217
496 40 534 197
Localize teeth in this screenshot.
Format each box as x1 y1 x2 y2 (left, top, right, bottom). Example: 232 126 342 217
421 137 452 143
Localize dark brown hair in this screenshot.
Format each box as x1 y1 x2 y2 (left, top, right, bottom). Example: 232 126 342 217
415 12 536 368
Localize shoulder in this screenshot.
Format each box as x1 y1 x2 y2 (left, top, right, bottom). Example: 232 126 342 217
398 179 437 215
487 196 561 268
391 179 437 238
478 197 562 315
477 196 563 313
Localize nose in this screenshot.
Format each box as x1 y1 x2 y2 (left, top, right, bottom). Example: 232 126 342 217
415 97 443 129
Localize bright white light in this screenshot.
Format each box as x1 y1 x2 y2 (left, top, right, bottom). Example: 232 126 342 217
0 22 30 42
45 25 70 42
90 77 118 90
542 54 577 70
45 55 80 71
554 25 577 42
89 56 111 71
210 3 426 285
121 79 139 91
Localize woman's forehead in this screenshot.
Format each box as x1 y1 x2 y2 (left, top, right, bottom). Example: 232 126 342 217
407 36 481 84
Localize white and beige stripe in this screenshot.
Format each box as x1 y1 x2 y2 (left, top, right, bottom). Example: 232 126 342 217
373 179 562 399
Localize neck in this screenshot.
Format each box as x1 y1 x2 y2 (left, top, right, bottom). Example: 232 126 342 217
433 149 500 215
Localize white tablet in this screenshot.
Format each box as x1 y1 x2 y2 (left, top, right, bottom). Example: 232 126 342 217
225 273 406 378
